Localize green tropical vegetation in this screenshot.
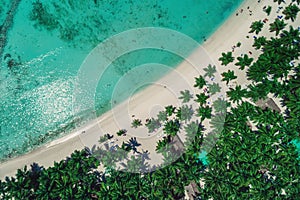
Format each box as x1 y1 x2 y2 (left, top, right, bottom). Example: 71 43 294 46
249 20 264 34
176 105 194 122
163 119 181 137
212 98 230 113
227 85 247 104
283 3 300 21
203 64 217 78
145 118 161 133
197 105 212 121
207 82 221 95
179 90 193 103
219 51 235 66
269 18 287 35
116 129 127 136
194 75 206 89
264 5 272 16
1 1 300 199
165 105 176 117
195 93 209 106
253 36 268 49
157 110 168 122
98 133 113 143
235 54 254 70
131 118 142 128
221 69 237 84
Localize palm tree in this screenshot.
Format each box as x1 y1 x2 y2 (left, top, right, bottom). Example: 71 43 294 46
210 114 226 133
249 43 292 80
282 71 300 122
0 180 6 198
3 166 34 198
179 90 193 103
194 75 206 89
261 37 282 54
122 155 149 173
184 120 203 139
116 129 127 136
204 64 216 78
157 110 168 122
235 54 254 70
37 150 101 199
249 20 264 34
226 85 247 104
269 18 287 36
98 134 113 143
246 62 268 82
131 119 142 128
186 135 204 154
145 118 161 133
283 3 300 22
176 105 194 122
165 105 176 116
197 106 212 121
195 93 209 106
221 70 237 85
212 98 229 114
207 83 221 95
269 79 288 98
253 36 267 50
280 26 300 48
246 83 270 102
200 112 300 198
156 136 171 152
219 52 234 66
237 101 256 117
163 119 181 136
252 107 280 125
264 6 272 16
121 141 132 152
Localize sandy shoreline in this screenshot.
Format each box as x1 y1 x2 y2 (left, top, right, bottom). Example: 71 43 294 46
0 0 283 179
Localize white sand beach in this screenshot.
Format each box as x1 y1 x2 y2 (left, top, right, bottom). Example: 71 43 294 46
0 0 289 179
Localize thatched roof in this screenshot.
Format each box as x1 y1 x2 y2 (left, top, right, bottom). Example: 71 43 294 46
172 134 185 152
184 181 200 200
255 98 281 112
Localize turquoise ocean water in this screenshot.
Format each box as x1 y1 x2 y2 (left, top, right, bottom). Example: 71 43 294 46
0 0 244 161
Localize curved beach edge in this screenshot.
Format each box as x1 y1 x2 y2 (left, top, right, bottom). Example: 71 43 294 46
0 0 284 179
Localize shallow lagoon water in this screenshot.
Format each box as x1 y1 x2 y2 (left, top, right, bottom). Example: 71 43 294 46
0 0 244 160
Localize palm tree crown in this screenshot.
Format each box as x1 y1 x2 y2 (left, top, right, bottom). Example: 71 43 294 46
195 93 209 106
194 75 206 89
283 3 300 22
269 18 287 36
235 54 254 70
179 90 193 103
226 85 247 104
253 36 267 50
197 106 212 121
207 83 221 95
221 70 237 85
249 20 264 34
219 52 235 66
204 64 217 78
